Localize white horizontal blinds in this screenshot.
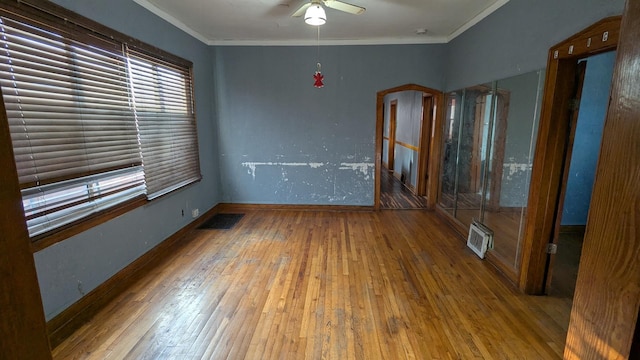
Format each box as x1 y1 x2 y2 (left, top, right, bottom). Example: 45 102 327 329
128 48 201 199
22 167 145 236
0 17 141 187
0 14 145 237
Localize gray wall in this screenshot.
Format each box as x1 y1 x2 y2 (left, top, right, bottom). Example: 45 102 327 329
34 0 220 320
213 45 446 205
445 0 626 91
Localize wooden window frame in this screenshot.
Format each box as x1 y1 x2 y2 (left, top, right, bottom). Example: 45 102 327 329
0 0 201 252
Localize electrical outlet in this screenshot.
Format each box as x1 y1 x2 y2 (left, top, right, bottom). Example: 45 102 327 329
191 208 199 218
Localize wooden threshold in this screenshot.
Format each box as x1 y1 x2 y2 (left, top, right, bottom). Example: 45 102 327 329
46 204 222 348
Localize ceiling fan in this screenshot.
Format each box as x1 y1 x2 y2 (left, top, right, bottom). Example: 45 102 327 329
291 0 366 25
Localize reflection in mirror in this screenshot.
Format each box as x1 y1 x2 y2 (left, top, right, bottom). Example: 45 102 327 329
438 91 462 215
484 70 543 270
437 70 544 272
453 83 493 229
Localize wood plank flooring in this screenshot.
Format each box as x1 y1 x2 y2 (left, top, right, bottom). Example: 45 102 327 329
380 169 427 209
53 210 570 359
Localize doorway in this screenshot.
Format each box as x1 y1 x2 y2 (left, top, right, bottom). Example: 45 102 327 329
518 16 621 295
374 84 444 210
545 50 616 299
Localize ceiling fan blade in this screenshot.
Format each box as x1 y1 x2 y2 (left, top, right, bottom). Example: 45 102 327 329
291 2 312 17
323 0 365 15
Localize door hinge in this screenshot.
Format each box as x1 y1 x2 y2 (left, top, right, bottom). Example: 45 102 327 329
546 243 558 254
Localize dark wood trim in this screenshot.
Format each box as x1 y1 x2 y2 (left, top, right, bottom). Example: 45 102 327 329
518 16 622 294
217 203 374 213
0 87 52 358
417 95 433 196
427 94 445 209
544 60 587 295
375 91 383 210
375 84 444 211
388 100 398 171
47 204 222 348
565 2 640 356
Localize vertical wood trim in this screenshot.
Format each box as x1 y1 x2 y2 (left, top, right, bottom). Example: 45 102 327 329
564 1 640 357
519 16 621 294
388 100 397 171
427 93 445 209
417 95 433 196
374 93 383 210
544 61 587 295
0 93 52 357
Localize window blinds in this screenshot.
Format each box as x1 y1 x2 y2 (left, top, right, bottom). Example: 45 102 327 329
0 18 142 187
128 49 201 200
0 8 200 238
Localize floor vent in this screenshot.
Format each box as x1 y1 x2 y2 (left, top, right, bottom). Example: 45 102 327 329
467 221 493 259
198 213 244 230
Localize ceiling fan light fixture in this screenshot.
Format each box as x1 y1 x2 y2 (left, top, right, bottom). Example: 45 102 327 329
304 4 326 26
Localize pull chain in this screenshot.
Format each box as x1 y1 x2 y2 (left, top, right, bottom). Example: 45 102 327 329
313 25 324 88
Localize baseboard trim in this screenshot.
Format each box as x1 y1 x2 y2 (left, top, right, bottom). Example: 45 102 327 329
47 204 222 349
217 203 374 212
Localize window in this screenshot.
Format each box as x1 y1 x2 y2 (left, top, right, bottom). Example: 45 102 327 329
0 1 201 240
128 49 200 199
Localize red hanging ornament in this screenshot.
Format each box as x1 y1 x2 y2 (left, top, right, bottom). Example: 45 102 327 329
313 62 324 88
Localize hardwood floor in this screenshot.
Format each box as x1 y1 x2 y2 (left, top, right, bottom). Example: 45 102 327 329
53 210 570 359
380 169 427 209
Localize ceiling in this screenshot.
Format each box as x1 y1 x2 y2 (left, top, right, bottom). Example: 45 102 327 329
132 0 509 46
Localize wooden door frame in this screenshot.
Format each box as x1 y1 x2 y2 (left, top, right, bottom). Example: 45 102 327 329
0 92 52 356
518 16 621 294
565 1 640 356
387 100 398 172
417 94 433 196
374 84 444 210
544 61 587 295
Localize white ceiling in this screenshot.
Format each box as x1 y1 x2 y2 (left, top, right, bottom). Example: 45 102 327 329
132 0 509 46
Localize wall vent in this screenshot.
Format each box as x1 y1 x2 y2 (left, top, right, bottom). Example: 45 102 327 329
467 221 493 259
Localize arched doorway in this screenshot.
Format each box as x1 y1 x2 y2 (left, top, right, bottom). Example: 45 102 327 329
374 84 444 210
